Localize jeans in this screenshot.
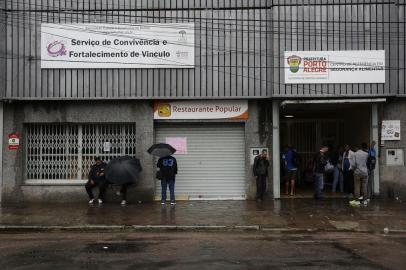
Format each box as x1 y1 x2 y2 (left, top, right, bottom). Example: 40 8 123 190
368 170 375 198
256 175 267 200
332 166 344 193
314 173 324 199
161 178 175 202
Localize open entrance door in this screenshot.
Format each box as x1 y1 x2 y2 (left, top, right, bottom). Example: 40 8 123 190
279 103 372 198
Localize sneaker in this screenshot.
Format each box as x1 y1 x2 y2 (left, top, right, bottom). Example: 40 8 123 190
362 200 368 206
349 200 361 207
121 200 127 206
98 199 103 204
358 196 364 201
170 201 176 206
88 198 95 204
161 201 166 205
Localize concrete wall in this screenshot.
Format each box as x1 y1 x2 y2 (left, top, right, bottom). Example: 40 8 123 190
1 101 154 204
379 100 406 200
245 100 271 199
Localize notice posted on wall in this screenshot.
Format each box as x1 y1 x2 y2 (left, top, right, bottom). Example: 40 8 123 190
381 120 401 141
166 137 187 155
284 50 385 84
41 23 195 69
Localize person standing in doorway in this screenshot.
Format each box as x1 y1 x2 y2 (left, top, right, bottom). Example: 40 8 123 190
332 146 344 193
282 146 300 196
85 156 108 204
157 155 178 205
342 145 355 199
253 149 270 201
353 143 369 205
367 141 377 198
313 146 328 200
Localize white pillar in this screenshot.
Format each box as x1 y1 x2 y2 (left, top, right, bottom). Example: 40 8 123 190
371 103 380 195
272 101 280 199
0 102 3 204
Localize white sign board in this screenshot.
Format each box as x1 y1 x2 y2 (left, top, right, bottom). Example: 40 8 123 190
154 100 249 120
284 50 385 84
41 23 195 69
381 120 401 141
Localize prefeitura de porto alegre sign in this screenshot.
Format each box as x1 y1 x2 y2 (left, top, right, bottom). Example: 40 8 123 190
153 100 249 120
284 50 385 84
41 23 195 69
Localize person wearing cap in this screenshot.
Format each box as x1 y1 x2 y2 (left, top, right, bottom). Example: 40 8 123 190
85 156 108 204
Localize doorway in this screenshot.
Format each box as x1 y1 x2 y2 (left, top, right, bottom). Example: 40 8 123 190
279 103 371 198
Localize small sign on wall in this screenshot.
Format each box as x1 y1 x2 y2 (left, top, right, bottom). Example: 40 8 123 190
381 120 401 141
166 137 188 155
8 133 20 150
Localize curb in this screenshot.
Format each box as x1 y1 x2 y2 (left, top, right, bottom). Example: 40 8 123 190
0 225 405 234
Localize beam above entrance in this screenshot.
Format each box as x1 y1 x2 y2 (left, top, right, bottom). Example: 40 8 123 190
280 98 386 107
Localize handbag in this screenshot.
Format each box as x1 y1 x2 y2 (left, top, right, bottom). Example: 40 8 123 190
156 170 163 180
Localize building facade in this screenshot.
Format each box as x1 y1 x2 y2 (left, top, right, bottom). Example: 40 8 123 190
0 0 405 204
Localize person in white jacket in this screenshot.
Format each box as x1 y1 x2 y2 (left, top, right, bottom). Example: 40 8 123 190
353 143 369 202
342 145 355 198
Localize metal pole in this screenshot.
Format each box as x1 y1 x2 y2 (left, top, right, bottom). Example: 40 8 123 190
272 101 280 199
371 104 380 195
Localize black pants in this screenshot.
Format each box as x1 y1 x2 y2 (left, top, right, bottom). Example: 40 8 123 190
256 175 267 200
85 180 108 200
120 183 132 200
343 170 354 195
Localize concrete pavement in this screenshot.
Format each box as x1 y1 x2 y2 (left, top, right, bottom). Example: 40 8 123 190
0 199 405 233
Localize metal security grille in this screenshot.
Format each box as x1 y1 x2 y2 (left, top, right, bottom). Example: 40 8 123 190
26 124 136 182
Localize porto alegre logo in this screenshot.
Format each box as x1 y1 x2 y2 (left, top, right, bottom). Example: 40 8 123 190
287 55 302 73
47 41 67 57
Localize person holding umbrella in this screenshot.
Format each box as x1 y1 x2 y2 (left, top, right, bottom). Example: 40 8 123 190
85 156 108 205
148 143 178 205
105 156 142 205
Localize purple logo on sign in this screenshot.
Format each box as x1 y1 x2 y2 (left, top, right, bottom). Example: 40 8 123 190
47 41 67 57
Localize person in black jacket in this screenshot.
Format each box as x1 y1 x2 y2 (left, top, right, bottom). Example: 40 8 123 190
253 149 270 201
157 155 178 205
313 146 328 200
85 156 108 204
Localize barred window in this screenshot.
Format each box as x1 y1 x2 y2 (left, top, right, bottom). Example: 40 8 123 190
25 124 136 182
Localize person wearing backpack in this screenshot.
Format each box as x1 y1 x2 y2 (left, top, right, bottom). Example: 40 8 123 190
253 149 270 201
157 155 178 205
282 146 300 196
352 143 369 205
367 141 377 198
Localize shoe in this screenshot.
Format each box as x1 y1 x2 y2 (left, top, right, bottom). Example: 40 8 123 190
121 200 126 206
98 199 103 204
362 200 368 206
358 196 364 201
161 201 166 205
170 201 176 206
88 198 95 204
349 200 361 207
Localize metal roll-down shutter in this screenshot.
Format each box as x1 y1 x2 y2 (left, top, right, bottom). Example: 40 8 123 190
155 124 246 200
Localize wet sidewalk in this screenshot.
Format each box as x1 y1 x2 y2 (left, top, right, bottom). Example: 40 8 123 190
0 199 405 233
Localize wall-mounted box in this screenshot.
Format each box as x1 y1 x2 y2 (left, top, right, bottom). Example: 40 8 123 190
386 149 404 166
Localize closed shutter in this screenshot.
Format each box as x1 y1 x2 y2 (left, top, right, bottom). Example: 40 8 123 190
155 124 246 200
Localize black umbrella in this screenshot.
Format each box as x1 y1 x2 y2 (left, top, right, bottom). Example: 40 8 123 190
105 156 142 185
147 143 176 158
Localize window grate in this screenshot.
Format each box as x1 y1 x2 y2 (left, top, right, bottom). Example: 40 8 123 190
25 124 136 181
